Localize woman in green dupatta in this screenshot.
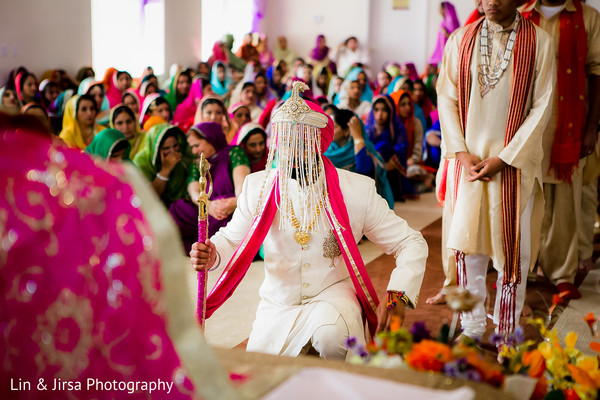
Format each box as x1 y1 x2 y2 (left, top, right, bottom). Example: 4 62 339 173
164 70 192 112
133 123 191 207
109 104 146 159
85 128 131 162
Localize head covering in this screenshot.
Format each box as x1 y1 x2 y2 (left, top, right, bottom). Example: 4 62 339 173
310 34 329 61
78 77 110 122
334 67 373 106
164 71 189 111
132 123 190 206
404 63 420 82
365 94 408 163
143 115 167 132
206 81 381 335
59 95 103 150
15 71 38 104
390 90 416 154
85 128 131 161
172 78 204 132
101 67 123 108
325 115 394 209
109 104 146 158
210 61 232 97
139 93 162 125
122 88 141 113
235 122 265 146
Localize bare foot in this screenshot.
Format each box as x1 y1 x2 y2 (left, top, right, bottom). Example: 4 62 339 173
426 290 446 305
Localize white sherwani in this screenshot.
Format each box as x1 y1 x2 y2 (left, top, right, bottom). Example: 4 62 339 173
437 18 556 272
211 169 428 356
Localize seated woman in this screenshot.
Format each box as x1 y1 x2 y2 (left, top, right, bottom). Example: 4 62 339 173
194 96 232 139
254 72 277 108
336 77 371 120
236 123 268 172
412 79 435 129
140 93 172 127
59 94 104 150
228 102 252 143
165 70 192 111
391 90 424 172
78 78 110 126
122 88 142 122
210 61 233 102
109 104 146 158
102 68 132 108
133 123 191 207
21 103 51 132
326 108 394 209
85 128 131 162
15 71 40 105
238 82 263 122
170 122 250 252
0 87 21 115
365 94 409 201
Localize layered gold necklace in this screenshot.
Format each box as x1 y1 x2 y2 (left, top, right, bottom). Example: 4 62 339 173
288 197 322 246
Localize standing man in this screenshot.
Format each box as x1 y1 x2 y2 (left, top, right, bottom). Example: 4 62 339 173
190 82 428 360
521 0 600 299
437 0 555 342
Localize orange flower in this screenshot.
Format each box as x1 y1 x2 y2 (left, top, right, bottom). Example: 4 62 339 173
405 340 452 372
522 350 546 378
590 342 600 353
584 312 595 328
563 388 580 400
567 364 599 392
465 353 504 387
390 316 402 332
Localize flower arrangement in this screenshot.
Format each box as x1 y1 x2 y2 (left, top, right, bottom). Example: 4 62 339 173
346 316 600 400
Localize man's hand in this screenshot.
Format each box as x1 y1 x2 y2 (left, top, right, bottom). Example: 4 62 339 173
468 156 507 182
190 240 217 272
375 292 406 335
456 151 482 180
580 127 598 159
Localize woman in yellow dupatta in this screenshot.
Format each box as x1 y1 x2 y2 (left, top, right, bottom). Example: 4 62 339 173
109 104 146 158
59 94 104 150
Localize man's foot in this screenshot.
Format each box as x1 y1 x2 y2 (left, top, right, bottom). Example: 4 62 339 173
579 258 596 272
425 290 446 305
556 282 582 300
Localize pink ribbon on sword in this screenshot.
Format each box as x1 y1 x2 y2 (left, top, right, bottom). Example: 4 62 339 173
196 153 213 329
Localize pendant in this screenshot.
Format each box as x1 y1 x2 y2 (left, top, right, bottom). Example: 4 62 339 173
294 230 311 246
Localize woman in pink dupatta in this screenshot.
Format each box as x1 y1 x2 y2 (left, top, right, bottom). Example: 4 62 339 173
172 78 204 133
428 1 460 65
0 114 236 400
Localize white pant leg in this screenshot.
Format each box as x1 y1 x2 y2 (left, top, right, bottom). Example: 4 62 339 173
493 194 534 331
310 316 349 360
460 253 490 339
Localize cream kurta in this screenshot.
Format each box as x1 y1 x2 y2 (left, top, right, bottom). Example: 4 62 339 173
211 169 428 356
520 0 600 183
437 16 555 271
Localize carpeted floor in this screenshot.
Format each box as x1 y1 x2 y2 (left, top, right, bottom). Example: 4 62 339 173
367 217 593 354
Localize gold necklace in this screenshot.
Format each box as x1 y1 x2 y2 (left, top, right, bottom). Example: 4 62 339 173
288 198 322 246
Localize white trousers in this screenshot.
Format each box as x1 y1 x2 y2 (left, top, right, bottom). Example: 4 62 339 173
460 195 534 339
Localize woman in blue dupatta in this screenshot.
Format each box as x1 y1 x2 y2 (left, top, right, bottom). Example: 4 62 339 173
365 94 411 201
334 66 373 106
210 61 233 100
325 107 394 209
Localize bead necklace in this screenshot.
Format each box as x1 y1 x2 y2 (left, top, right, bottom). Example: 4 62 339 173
288 197 322 246
478 14 519 97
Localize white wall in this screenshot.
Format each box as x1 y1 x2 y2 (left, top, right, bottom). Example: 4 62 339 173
165 0 203 71
0 0 93 85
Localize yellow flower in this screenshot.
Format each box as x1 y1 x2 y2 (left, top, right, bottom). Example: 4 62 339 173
565 332 577 350
538 341 553 359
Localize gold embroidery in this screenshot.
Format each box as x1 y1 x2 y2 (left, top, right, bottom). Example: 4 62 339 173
116 214 136 246
33 289 93 380
97 322 135 376
146 334 163 360
2 319 19 372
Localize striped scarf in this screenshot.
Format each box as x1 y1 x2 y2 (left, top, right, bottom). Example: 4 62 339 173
456 15 537 336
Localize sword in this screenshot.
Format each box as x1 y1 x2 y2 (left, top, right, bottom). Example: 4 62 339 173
196 153 212 329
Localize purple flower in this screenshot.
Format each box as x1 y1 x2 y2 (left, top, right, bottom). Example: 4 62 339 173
410 322 431 343
513 327 524 344
489 333 503 346
462 369 482 382
358 348 371 360
345 336 358 349
443 361 460 377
